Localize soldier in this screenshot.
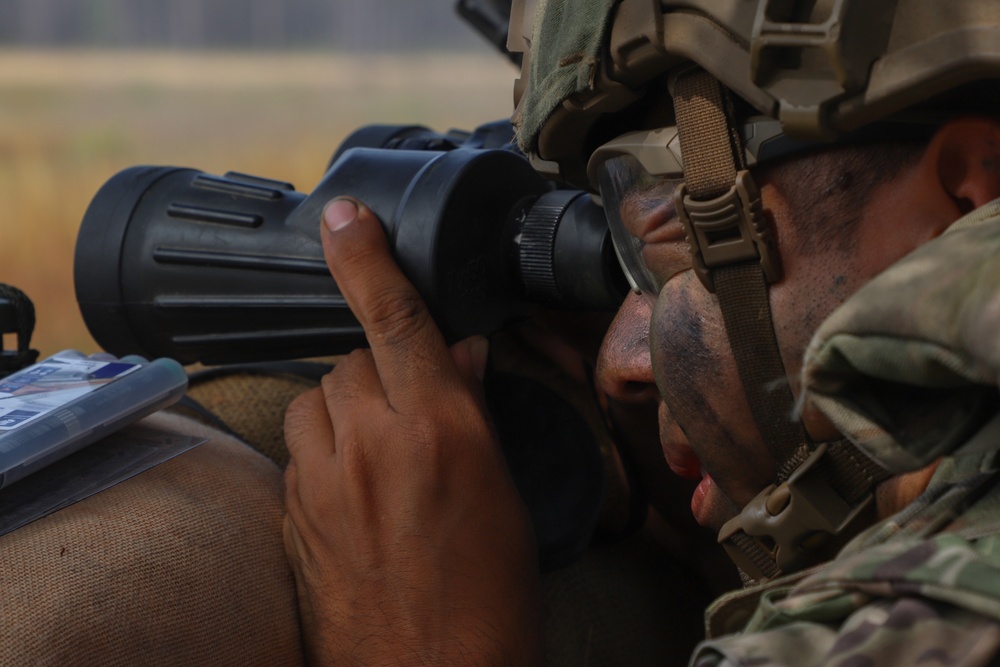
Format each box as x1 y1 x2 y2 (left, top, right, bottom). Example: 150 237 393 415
283 0 1000 665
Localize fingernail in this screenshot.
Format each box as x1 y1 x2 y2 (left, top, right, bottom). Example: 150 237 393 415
324 198 358 232
469 336 489 382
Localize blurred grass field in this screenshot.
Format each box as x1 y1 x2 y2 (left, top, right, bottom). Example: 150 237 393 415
0 49 516 357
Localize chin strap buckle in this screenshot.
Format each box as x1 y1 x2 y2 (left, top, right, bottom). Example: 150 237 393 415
675 168 780 293
718 443 876 582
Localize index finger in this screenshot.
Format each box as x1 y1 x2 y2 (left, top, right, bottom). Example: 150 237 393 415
320 198 461 406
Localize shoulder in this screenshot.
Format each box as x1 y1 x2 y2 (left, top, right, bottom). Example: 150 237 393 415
695 457 1000 667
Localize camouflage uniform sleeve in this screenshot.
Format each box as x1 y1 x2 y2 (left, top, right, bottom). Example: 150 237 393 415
693 474 1000 667
691 594 1000 667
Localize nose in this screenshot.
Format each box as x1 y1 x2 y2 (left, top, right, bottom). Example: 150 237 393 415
596 293 659 404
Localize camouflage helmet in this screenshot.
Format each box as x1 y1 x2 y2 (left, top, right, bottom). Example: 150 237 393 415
510 0 1000 188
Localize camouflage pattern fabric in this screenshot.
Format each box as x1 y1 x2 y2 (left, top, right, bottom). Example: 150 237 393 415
695 451 1000 666
693 200 1000 666
512 0 617 154
802 198 1000 474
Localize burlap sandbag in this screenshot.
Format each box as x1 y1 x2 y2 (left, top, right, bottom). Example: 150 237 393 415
0 411 303 666
183 368 317 468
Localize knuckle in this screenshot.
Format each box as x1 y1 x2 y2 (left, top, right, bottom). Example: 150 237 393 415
323 349 367 384
284 388 324 449
364 287 430 346
321 350 379 406
285 388 315 422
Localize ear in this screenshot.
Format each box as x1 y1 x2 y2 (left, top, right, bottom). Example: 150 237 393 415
928 116 1000 215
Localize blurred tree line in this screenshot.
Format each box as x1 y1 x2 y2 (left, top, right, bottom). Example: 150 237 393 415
0 0 485 51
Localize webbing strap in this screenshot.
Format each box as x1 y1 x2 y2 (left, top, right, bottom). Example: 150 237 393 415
813 440 890 507
671 68 890 583
714 265 807 469
672 69 804 580
672 68 739 196
728 531 782 581
672 69 807 475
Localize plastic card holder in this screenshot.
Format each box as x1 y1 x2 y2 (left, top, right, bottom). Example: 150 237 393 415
0 350 188 489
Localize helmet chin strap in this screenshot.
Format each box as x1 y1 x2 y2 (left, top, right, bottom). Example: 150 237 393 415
670 67 889 584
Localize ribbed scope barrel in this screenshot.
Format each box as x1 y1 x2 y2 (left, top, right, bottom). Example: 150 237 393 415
74 145 626 366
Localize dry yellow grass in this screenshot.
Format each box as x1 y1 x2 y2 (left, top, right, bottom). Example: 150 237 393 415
0 49 517 357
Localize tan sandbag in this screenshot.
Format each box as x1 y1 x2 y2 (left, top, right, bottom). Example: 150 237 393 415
0 412 303 666
184 369 319 468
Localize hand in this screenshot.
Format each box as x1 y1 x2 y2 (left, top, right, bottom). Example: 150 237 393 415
283 198 543 666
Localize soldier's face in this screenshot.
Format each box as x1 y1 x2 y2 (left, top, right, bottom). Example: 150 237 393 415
597 152 928 533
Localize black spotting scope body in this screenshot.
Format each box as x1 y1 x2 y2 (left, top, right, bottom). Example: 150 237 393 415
74 122 626 365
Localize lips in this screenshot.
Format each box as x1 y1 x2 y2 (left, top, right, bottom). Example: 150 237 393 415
658 402 701 481
657 402 723 526
662 438 702 481
662 436 720 526
690 475 716 527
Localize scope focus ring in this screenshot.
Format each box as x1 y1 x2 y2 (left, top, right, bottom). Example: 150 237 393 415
519 190 583 306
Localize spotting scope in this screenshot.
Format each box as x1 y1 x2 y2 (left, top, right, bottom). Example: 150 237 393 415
74 121 626 365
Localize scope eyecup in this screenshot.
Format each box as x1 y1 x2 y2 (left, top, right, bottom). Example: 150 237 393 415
517 189 627 311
